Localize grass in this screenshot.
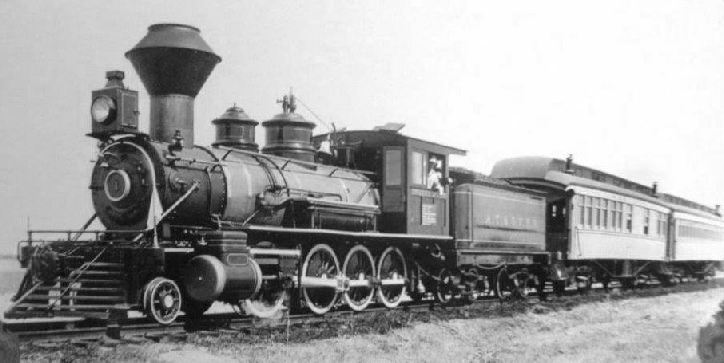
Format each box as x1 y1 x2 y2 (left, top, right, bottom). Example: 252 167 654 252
18 284 724 362
16 298 584 362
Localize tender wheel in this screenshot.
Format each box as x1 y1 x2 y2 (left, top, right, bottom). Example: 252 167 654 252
518 273 532 298
144 277 182 325
495 268 530 301
495 268 513 300
302 244 340 315
484 274 495 296
435 268 454 304
466 268 481 300
376 247 407 308
342 245 376 311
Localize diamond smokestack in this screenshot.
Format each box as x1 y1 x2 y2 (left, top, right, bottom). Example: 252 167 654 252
125 24 221 146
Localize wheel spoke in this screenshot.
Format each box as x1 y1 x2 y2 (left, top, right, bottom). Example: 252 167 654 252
324 262 336 275
302 244 340 315
343 245 375 311
495 269 530 301
436 269 454 304
144 278 182 325
376 247 407 308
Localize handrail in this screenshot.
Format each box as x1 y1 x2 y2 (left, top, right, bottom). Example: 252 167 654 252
133 181 201 243
216 145 376 175
28 229 143 234
71 213 98 242
24 229 146 247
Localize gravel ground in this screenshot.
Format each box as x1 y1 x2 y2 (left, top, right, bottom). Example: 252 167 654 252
15 287 721 363
149 289 721 363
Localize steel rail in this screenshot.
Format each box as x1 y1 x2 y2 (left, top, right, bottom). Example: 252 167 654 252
6 278 721 343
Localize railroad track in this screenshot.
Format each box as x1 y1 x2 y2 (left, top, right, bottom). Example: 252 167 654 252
6 278 722 344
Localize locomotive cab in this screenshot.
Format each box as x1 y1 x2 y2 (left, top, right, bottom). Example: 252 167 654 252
313 126 466 236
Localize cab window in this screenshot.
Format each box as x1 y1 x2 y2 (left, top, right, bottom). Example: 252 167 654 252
385 149 402 186
411 151 426 186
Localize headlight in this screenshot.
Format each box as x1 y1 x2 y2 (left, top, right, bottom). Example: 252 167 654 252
91 95 116 123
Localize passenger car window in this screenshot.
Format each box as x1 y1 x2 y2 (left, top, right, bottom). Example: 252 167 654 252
644 209 650 235
586 196 593 228
625 204 633 232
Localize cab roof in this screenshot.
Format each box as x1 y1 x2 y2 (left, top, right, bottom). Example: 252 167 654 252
314 129 467 156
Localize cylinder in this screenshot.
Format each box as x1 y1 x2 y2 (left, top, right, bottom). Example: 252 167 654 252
183 254 262 303
184 255 226 301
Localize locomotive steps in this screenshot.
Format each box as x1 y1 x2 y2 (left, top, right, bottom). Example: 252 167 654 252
8 262 127 319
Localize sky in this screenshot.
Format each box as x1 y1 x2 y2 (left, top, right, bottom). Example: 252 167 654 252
0 0 722 255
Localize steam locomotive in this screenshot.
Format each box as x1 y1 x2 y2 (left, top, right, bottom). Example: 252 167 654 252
6 24 723 325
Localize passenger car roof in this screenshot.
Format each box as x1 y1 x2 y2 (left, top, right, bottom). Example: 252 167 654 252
490 156 721 219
